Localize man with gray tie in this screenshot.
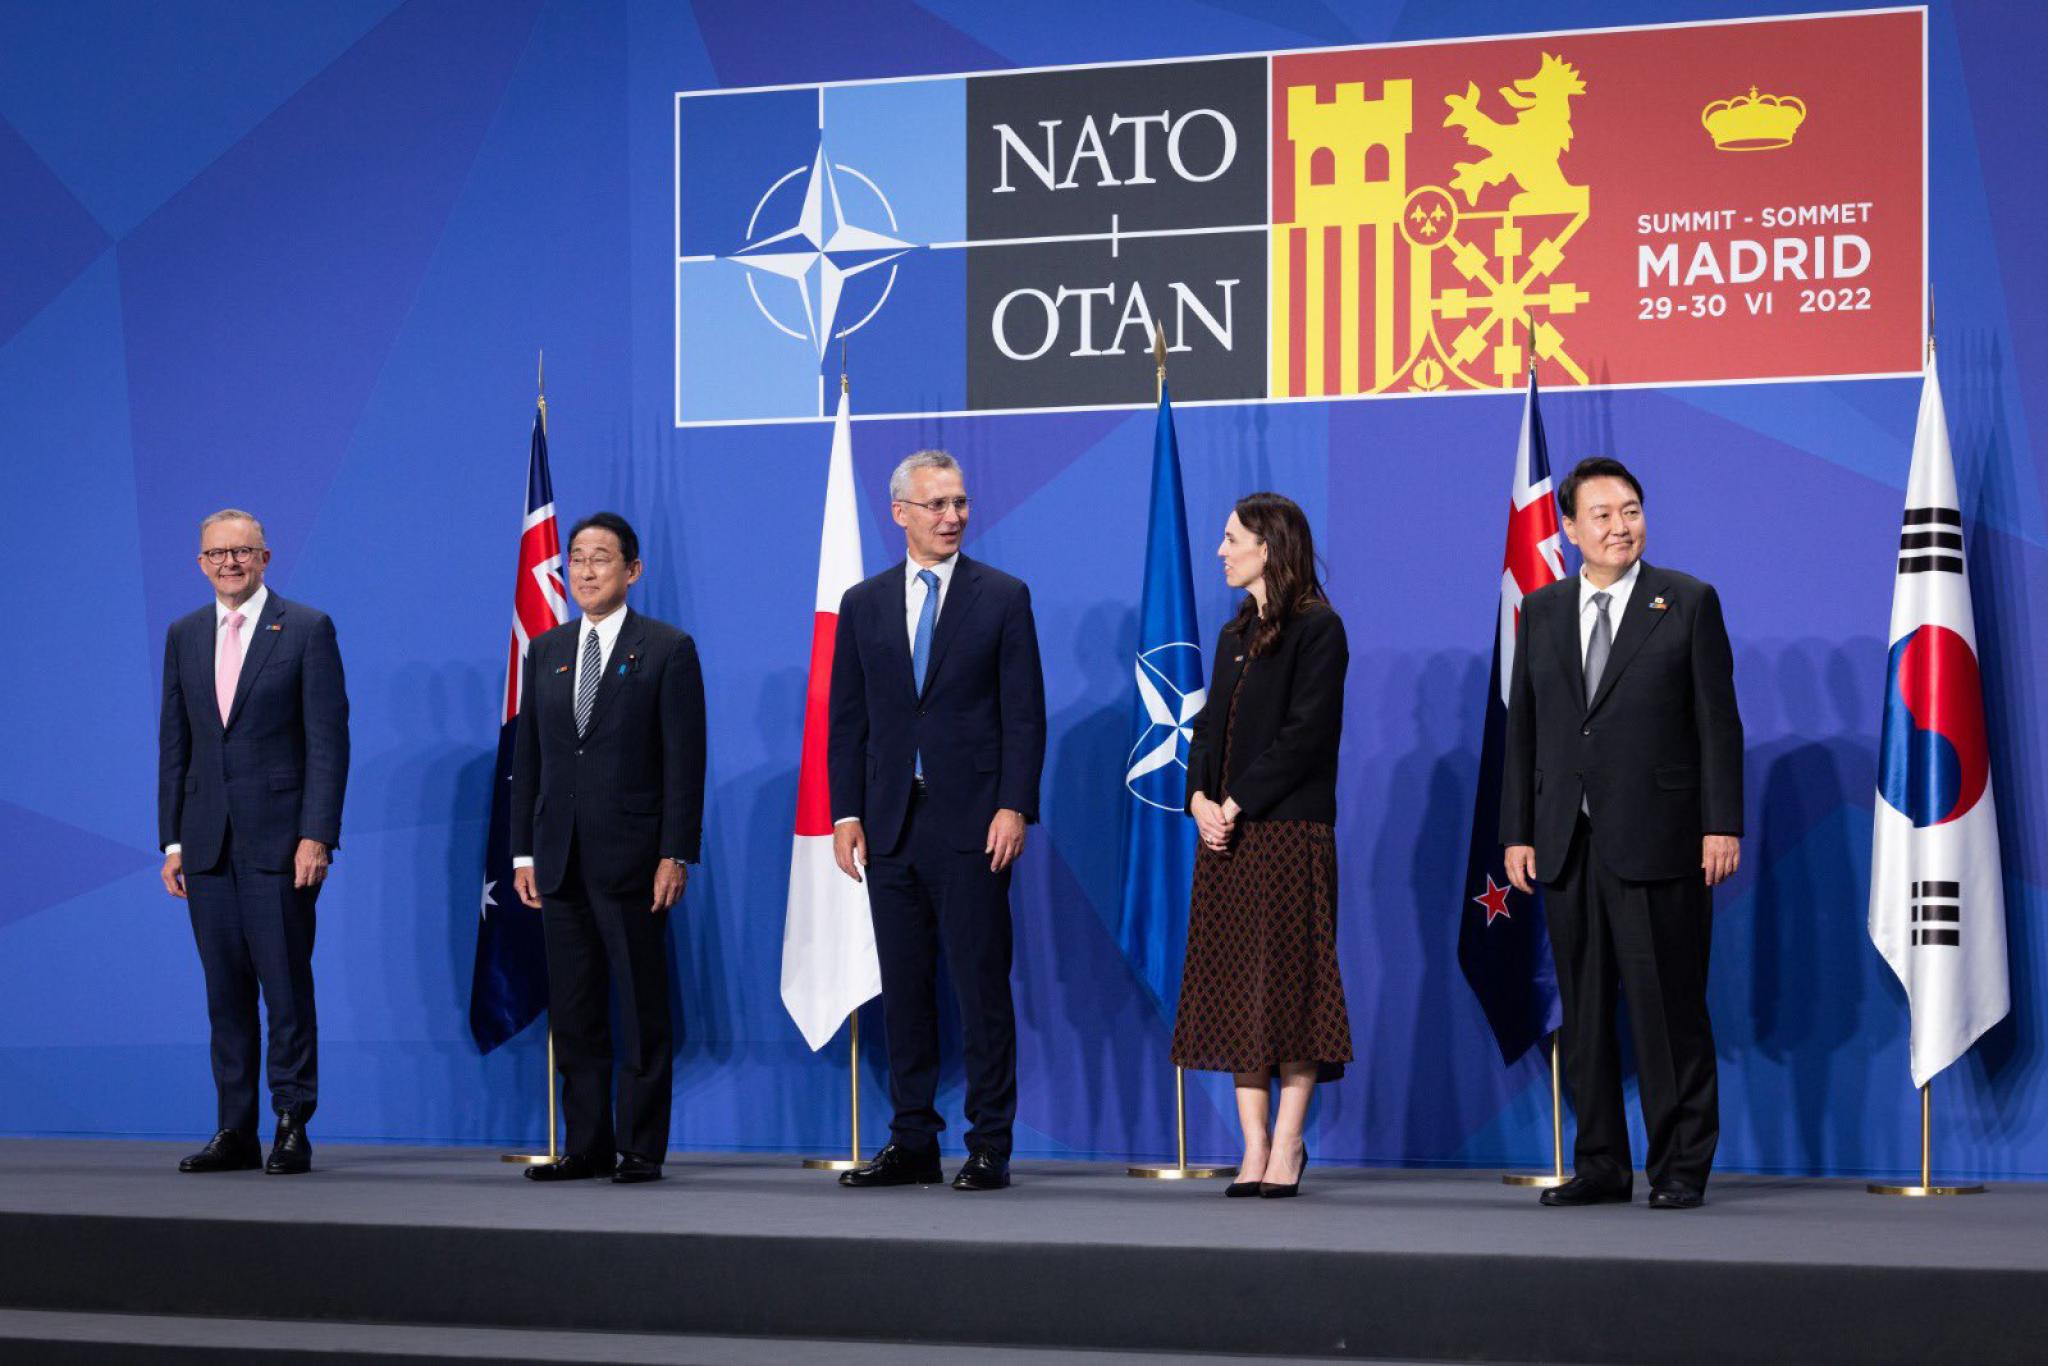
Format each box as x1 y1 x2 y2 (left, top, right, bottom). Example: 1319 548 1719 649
1501 457 1743 1210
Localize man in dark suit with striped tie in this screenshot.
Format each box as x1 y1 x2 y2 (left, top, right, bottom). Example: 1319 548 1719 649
511 512 706 1185
159 508 349 1175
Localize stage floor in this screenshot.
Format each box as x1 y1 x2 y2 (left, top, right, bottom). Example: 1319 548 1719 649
2 1139 2042 1266
4 1140 2045 1363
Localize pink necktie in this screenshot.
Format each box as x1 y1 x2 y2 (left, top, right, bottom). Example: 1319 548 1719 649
217 611 246 725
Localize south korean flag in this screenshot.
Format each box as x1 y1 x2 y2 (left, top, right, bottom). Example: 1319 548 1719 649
1868 351 2010 1089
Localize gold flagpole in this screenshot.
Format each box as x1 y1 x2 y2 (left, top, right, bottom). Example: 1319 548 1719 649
802 1011 864 1171
505 350 562 1165
1128 325 1233 1181
1868 1080 1984 1196
1502 1032 1566 1187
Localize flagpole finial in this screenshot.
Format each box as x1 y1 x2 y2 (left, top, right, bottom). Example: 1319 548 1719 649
537 349 545 397
1152 323 1167 403
1928 286 1936 362
840 333 848 395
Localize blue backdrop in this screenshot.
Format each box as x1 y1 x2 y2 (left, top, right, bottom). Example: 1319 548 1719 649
2 0 2043 1181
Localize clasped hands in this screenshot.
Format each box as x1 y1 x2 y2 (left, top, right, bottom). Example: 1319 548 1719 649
1190 792 1240 852
833 808 1028 882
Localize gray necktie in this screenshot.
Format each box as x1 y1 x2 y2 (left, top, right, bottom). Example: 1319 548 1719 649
575 627 602 737
1584 591 1613 705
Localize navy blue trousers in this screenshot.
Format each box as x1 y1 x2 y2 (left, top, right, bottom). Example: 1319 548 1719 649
185 829 319 1133
866 789 1017 1159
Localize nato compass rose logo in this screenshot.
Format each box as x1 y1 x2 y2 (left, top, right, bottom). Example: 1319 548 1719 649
727 144 914 357
1126 642 1206 811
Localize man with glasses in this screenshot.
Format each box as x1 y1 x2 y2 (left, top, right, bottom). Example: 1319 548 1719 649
510 512 706 1185
828 451 1046 1191
159 509 349 1175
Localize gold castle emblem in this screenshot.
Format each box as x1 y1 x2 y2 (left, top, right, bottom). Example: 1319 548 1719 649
1271 53 1591 397
1701 86 1805 151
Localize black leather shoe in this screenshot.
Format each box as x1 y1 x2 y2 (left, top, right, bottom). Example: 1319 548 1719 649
838 1142 943 1188
1223 1179 1263 1197
179 1129 262 1173
1539 1175 1631 1206
523 1153 617 1182
951 1150 1010 1191
1259 1141 1308 1199
612 1153 663 1184
264 1114 312 1175
1649 1183 1704 1209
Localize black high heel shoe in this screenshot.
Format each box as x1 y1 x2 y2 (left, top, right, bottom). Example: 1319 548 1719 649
1259 1142 1308 1199
1224 1175 1263 1197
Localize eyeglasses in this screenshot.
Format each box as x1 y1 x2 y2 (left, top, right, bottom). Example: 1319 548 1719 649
200 547 263 565
896 496 972 516
567 553 621 570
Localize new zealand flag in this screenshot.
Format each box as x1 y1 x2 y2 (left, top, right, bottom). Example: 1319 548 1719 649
1457 369 1564 1065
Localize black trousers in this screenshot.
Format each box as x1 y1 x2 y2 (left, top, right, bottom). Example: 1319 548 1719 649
866 789 1017 1158
542 839 674 1163
185 826 319 1134
1547 814 1719 1192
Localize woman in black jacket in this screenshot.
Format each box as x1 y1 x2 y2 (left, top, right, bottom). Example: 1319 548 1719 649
1173 492 1352 1198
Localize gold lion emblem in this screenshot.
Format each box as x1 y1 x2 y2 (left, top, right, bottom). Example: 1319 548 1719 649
1443 53 1589 216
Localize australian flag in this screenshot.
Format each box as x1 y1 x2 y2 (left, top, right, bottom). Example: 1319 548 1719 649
1114 382 1206 1018
469 407 567 1052
1457 368 1564 1065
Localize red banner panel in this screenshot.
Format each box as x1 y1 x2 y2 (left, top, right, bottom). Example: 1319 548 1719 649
1270 9 1924 397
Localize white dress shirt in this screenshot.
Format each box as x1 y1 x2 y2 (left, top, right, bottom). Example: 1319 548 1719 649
1577 558 1642 662
1577 558 1640 816
166 585 272 857
904 553 958 648
512 607 630 870
832 556 959 829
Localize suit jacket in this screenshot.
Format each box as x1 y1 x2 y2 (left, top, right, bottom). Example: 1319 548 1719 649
158 592 350 873
827 555 1046 855
1500 561 1743 884
1184 603 1348 824
510 608 706 898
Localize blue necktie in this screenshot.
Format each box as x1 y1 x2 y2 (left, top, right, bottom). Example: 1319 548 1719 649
912 569 938 778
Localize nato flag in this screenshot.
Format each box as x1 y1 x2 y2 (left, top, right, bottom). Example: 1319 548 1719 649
1115 383 1206 1017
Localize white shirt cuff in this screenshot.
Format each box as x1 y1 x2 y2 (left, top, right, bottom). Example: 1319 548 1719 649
512 856 535 869
832 816 861 827
164 843 181 856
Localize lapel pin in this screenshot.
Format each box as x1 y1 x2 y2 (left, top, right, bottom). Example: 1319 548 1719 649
1234 654 1244 662
555 664 571 675
266 622 283 631
1649 595 1670 611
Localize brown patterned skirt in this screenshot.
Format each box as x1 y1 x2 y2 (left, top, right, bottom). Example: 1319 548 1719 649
1170 819 1352 1079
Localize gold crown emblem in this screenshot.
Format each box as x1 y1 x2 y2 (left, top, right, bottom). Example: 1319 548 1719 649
1701 85 1806 151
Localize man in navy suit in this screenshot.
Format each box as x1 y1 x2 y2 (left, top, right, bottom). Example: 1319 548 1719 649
511 512 706 1185
159 509 349 1175
1502 458 1743 1210
829 450 1046 1192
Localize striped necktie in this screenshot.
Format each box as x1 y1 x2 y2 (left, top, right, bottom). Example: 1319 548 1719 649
575 627 602 737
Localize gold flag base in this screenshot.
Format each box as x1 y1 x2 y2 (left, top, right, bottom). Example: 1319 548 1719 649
1501 1172 1567 1188
1126 1066 1236 1180
501 1030 561 1166
1866 1181 1985 1197
1866 1081 1986 1198
801 1157 863 1171
1128 1162 1235 1180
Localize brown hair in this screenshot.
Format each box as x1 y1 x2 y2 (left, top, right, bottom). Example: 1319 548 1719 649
1228 492 1326 657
